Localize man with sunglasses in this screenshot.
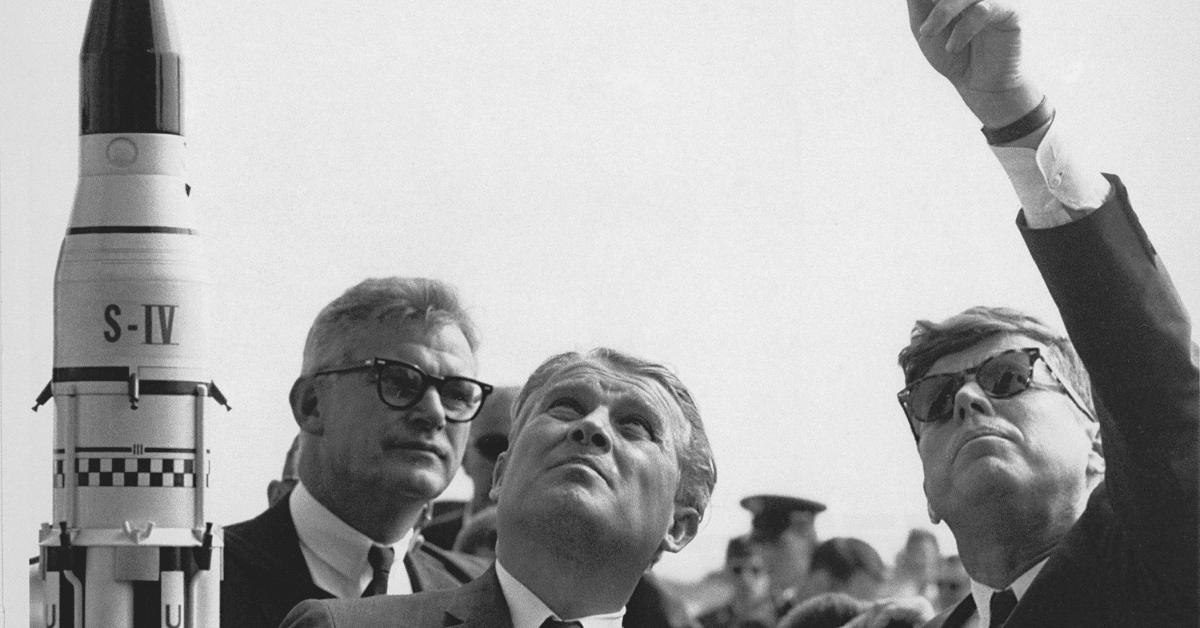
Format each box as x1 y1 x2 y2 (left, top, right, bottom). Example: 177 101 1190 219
221 277 490 628
420 385 519 552
900 1 1197 626
282 347 717 628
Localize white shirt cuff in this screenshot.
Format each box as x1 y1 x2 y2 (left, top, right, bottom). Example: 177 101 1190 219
990 120 1112 228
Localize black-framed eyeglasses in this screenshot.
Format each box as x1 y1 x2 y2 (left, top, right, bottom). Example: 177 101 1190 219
473 433 509 462
897 347 1095 433
311 357 493 423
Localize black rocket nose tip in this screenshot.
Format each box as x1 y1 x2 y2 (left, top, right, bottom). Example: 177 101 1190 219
81 0 181 135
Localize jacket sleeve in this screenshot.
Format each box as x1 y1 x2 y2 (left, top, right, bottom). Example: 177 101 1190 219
1019 174 1199 589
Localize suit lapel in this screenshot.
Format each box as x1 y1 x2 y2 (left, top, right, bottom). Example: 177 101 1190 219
948 594 977 628
263 496 325 589
442 567 512 628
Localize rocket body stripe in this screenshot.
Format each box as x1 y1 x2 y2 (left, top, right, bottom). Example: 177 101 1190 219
69 227 197 235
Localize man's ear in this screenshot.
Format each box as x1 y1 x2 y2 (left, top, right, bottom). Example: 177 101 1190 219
267 480 288 507
290 377 324 436
488 451 508 502
659 505 701 555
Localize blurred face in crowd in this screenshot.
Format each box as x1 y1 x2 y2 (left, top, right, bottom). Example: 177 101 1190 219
753 526 814 596
493 358 699 561
936 557 970 611
915 334 1102 525
297 320 477 504
462 386 518 502
727 551 770 604
897 533 940 581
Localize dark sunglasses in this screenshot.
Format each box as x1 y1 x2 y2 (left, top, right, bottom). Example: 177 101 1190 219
897 347 1094 432
311 357 493 423
473 433 509 462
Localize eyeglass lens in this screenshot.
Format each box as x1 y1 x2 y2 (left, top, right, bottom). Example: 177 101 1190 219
908 349 1037 424
377 361 486 419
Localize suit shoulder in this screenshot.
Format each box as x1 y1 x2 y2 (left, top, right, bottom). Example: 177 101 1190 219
413 540 489 581
282 590 457 628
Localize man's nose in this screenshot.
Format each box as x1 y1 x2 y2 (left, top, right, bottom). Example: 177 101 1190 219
568 408 612 452
953 380 994 421
404 385 447 431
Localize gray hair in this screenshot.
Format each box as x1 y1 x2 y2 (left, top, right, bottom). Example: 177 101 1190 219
301 277 479 374
510 348 717 519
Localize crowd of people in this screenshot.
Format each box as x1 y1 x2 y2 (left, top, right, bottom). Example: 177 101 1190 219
205 1 1196 627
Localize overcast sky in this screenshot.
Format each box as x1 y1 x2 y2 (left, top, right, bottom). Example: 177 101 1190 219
3 1 1198 624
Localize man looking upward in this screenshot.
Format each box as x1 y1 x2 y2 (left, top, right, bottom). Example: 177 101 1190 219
898 1 1198 625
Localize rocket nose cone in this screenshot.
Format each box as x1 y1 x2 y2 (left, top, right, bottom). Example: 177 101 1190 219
82 0 178 55
80 0 182 135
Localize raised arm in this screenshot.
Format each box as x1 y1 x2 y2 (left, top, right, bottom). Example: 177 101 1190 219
907 0 1199 603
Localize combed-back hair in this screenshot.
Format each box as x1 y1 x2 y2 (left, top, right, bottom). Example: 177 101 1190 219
511 348 717 519
301 277 478 374
897 305 1095 416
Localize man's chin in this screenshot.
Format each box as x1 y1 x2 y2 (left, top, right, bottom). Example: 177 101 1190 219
382 469 451 502
944 462 1028 506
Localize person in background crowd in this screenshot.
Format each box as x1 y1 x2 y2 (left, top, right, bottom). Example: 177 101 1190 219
450 505 499 560
739 493 825 614
933 556 969 614
778 592 932 628
696 535 775 628
421 386 519 551
267 433 303 508
882 529 940 601
790 537 888 608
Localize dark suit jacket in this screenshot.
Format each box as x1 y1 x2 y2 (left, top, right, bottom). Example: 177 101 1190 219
221 494 489 628
926 176 1198 627
281 566 513 628
420 505 466 552
279 566 692 628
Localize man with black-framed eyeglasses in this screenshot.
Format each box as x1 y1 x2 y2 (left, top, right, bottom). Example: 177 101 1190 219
896 1 1197 626
221 277 489 628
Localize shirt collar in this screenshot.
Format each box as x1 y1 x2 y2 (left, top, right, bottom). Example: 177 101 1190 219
495 560 625 628
290 482 413 597
968 557 1047 627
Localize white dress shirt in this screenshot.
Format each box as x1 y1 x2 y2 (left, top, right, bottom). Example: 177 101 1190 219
290 482 414 598
495 560 625 628
966 558 1047 628
991 116 1112 227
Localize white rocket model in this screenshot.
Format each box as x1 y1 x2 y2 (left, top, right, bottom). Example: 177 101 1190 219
33 1 227 626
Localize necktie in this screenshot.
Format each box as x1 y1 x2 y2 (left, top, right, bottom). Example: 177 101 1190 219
988 588 1017 628
539 619 583 628
362 545 395 597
